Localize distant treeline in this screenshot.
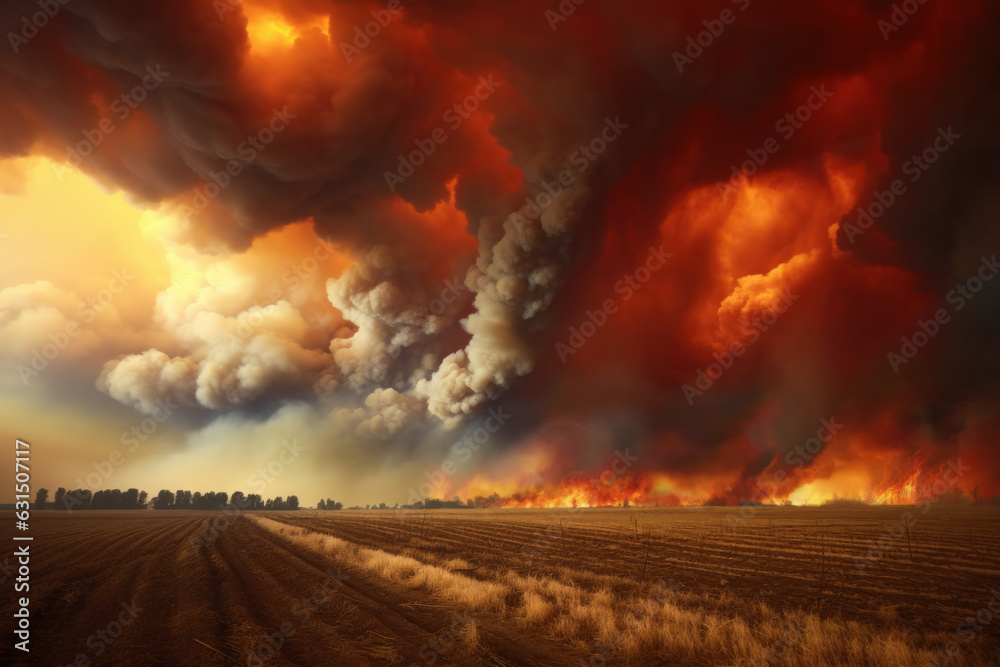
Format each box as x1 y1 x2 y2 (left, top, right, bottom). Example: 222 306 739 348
322 497 484 510
29 488 518 512
31 488 302 511
18 487 1000 512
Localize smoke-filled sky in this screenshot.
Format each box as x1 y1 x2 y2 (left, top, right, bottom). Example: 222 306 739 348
1 0 998 507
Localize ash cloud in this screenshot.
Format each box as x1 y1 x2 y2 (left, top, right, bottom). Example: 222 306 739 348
2 0 998 501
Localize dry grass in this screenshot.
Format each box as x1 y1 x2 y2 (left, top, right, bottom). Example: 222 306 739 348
249 510 1000 666
249 515 506 611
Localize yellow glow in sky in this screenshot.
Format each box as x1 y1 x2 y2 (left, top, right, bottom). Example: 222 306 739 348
244 7 330 52
0 156 169 322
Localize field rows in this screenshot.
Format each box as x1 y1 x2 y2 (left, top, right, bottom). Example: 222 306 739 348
273 507 1000 632
1 507 998 666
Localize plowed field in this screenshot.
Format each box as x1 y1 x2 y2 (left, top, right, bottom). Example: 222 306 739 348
2 506 999 666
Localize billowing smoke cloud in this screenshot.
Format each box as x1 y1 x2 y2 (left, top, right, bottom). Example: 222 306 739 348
2 0 998 503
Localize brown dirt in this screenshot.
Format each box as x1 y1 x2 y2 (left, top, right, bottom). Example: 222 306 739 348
1 506 998 666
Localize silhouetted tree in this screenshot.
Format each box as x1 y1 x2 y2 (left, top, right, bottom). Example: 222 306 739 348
287 495 299 510
318 499 326 510
54 487 66 509
153 489 174 509
34 488 49 509
138 490 148 509
64 489 92 510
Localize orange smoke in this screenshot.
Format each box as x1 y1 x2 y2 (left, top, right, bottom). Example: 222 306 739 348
1 0 998 507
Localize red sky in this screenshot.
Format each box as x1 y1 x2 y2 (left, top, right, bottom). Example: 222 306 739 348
1 0 998 506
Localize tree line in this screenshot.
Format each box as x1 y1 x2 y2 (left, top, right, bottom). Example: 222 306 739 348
32 489 481 512
319 496 483 510
32 488 302 511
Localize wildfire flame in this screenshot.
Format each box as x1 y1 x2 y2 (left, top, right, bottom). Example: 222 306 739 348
466 472 654 508
461 447 974 509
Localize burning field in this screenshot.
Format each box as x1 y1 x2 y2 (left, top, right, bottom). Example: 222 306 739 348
2 0 1000 664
